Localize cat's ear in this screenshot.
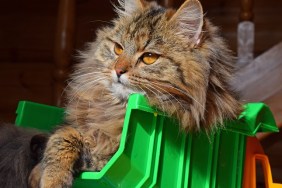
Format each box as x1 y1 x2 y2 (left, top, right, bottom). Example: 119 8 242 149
30 133 48 162
169 0 204 44
115 0 145 17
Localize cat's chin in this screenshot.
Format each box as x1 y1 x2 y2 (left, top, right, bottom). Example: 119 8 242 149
109 70 144 100
110 82 144 101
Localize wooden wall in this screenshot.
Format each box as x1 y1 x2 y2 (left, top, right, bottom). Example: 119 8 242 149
0 0 58 122
0 0 282 123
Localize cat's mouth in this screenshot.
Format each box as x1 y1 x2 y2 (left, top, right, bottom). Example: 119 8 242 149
110 70 144 100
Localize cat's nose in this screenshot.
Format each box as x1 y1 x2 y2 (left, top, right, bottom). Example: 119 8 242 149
115 68 127 78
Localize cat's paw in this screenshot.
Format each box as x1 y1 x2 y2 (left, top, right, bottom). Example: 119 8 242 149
28 163 42 188
40 168 73 188
29 163 73 188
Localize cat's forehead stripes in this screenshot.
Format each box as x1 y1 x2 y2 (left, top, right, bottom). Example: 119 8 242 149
122 8 166 50
130 8 165 34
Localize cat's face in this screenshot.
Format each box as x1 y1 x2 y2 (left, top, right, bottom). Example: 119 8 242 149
72 0 241 130
100 10 186 100
86 0 206 103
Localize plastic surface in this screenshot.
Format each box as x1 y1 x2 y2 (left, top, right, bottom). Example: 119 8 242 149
15 94 279 188
243 137 282 188
15 101 65 131
225 103 279 136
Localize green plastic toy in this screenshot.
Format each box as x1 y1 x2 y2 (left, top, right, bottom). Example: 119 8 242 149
15 94 278 188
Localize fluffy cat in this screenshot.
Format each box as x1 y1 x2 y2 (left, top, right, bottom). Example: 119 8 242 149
29 0 242 187
0 123 47 188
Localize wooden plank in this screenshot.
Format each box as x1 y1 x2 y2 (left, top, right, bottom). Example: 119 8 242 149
0 86 53 108
233 41 282 102
0 63 54 122
0 63 53 86
264 89 282 126
0 112 15 123
237 21 254 66
54 0 76 106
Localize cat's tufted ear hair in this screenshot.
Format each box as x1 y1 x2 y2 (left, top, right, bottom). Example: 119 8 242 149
115 0 145 17
169 0 204 44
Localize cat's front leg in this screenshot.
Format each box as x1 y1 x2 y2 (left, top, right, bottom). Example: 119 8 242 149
29 162 43 188
39 126 83 188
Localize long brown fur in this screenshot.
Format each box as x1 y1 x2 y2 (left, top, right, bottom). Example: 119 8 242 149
29 0 242 187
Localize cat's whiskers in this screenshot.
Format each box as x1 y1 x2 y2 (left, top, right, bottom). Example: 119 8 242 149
148 82 186 120
130 76 169 112
63 68 107 96
149 82 186 111
61 77 89 101
73 77 110 126
130 75 191 115
71 67 107 76
139 84 166 113
126 81 151 102
72 70 111 81
89 20 112 25
142 83 165 112
144 83 180 120
150 80 206 112
72 71 109 80
70 76 105 94
68 75 104 91
68 76 108 106
136 85 149 98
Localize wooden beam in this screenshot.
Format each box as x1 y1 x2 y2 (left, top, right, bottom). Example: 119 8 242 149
234 41 282 102
53 0 76 106
239 0 254 21
237 0 254 66
160 0 175 7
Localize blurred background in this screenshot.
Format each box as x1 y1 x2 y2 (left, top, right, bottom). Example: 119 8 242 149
0 0 281 185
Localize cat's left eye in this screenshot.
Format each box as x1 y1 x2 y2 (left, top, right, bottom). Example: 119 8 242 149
141 53 159 65
114 43 123 55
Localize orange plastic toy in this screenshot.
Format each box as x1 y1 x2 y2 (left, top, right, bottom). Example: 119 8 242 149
243 137 282 188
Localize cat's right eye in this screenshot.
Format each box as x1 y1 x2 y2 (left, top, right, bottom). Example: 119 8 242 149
141 52 159 65
114 43 123 55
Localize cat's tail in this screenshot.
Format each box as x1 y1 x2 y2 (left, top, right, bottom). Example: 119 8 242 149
0 123 48 188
